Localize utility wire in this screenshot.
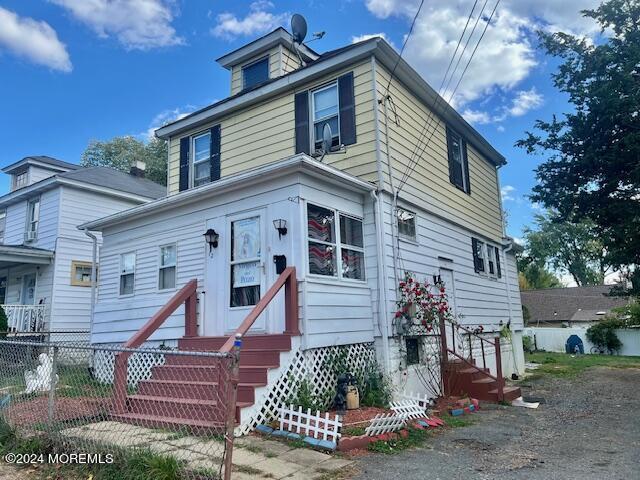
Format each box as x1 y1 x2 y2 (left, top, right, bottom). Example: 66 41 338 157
384 0 425 96
397 0 500 193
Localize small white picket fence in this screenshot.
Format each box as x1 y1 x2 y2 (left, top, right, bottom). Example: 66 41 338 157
279 405 342 443
390 400 427 420
364 413 407 436
398 391 433 409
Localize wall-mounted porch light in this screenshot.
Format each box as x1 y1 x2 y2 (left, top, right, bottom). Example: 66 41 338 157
273 219 288 240
203 228 219 252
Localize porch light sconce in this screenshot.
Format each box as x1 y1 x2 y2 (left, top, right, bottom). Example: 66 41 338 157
273 219 288 240
203 228 219 252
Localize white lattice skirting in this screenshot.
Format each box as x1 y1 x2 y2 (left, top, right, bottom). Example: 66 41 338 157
235 339 378 436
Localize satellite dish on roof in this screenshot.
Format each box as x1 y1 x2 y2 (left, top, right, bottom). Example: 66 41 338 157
291 14 308 44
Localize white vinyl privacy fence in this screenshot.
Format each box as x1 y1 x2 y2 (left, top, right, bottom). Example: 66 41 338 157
523 327 640 356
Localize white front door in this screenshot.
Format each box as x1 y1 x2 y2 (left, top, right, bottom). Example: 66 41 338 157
226 212 268 333
21 274 37 305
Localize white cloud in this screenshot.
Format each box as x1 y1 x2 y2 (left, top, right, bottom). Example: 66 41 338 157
141 105 201 140
462 109 491 125
531 202 544 211
50 0 183 50
509 87 544 116
0 7 71 72
351 33 395 48
211 1 288 40
496 125 505 132
362 0 601 108
501 185 516 202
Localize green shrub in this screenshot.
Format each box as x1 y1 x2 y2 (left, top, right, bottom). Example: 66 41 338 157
0 306 7 338
586 320 622 353
286 377 328 411
610 298 640 327
358 364 392 408
522 335 535 353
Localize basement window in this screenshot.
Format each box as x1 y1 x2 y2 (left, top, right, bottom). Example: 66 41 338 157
405 338 420 366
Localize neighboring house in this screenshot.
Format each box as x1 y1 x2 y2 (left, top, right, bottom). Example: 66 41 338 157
520 285 629 328
0 156 165 332
82 28 525 432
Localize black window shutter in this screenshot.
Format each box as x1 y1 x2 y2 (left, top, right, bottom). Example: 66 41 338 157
495 246 502 278
179 137 190 192
294 91 310 154
338 72 357 146
471 238 480 273
209 125 221 181
462 139 471 194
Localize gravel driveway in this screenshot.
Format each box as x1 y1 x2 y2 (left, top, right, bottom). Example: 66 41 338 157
355 366 640 479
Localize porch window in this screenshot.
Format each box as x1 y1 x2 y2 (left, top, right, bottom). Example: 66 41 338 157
397 208 417 241
230 217 261 307
307 204 337 277
339 214 365 280
158 244 177 290
0 209 5 244
192 131 211 187
25 198 40 242
312 83 340 152
71 261 95 287
119 252 136 295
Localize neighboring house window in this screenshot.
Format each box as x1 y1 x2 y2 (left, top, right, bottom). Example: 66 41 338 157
119 252 136 295
242 56 269 90
446 126 470 194
25 198 40 242
312 83 340 151
0 209 5 244
471 238 502 278
340 214 365 280
158 244 177 290
14 171 28 190
71 261 95 287
192 131 211 187
307 203 365 280
397 208 417 241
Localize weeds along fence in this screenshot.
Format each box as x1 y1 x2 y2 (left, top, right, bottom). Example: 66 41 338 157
0 339 241 480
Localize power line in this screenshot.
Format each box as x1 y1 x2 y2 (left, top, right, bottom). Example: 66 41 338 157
384 0 425 96
397 0 500 193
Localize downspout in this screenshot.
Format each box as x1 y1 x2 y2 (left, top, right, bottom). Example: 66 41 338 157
83 228 98 333
370 56 390 373
382 94 400 289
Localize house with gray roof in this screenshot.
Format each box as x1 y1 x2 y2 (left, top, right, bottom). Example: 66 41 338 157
520 285 630 327
0 156 165 332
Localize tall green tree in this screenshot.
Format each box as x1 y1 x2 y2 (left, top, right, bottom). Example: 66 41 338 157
81 136 167 186
517 254 563 290
524 211 612 286
516 0 640 292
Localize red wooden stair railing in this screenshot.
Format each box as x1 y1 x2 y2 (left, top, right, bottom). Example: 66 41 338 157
438 316 505 402
113 279 198 413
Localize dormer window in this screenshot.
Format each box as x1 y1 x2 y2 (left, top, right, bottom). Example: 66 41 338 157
13 171 28 190
242 56 269 90
312 83 340 151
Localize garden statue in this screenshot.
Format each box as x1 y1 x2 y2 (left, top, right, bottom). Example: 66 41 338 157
22 352 58 394
334 373 352 414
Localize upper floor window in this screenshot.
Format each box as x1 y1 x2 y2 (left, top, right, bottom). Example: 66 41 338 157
446 127 470 194
119 252 136 295
312 83 340 151
307 203 365 281
397 208 417 242
472 238 501 278
242 57 269 90
25 198 40 242
192 131 211 187
158 244 177 291
0 209 5 244
13 171 28 190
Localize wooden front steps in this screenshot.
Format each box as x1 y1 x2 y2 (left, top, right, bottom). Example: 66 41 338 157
112 334 292 432
444 359 521 402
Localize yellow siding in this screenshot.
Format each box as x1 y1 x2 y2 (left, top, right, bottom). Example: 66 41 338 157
168 60 378 194
281 44 301 74
375 64 503 241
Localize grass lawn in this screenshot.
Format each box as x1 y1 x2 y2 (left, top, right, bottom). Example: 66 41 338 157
525 352 640 377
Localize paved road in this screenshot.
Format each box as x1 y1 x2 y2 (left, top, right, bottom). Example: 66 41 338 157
355 367 640 480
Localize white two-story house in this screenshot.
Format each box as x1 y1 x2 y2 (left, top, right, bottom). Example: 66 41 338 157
0 156 165 332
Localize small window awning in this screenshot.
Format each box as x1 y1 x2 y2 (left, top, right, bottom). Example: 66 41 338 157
0 245 54 268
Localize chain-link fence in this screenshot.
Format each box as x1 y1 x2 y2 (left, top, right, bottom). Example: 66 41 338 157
0 338 240 480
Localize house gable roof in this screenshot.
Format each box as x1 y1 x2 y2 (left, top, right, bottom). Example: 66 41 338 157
156 36 506 167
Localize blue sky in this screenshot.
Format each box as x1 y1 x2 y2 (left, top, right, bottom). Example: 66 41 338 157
0 0 602 240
